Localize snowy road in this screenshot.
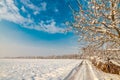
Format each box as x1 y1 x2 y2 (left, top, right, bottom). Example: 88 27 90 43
65 60 120 80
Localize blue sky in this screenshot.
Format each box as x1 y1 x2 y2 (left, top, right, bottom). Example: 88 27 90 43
0 0 80 57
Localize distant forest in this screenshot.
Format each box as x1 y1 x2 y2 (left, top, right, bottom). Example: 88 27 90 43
2 54 82 59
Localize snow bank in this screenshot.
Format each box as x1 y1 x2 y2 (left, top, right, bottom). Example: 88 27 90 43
91 58 120 75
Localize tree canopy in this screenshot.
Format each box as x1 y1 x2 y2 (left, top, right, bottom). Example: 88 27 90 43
67 0 120 49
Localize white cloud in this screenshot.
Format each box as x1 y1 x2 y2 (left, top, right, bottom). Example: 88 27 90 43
33 11 39 15
0 0 27 24
21 0 39 11
0 0 65 34
35 20 65 33
21 0 47 15
40 2 47 11
54 8 59 12
21 6 26 12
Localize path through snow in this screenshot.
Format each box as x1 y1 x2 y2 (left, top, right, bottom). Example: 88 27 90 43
64 60 120 80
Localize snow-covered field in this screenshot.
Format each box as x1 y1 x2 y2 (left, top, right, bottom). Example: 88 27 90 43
0 59 81 80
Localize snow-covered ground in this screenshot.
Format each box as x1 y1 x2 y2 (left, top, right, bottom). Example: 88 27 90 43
0 59 120 80
0 59 81 80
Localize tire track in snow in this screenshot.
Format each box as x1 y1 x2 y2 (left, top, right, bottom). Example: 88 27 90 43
64 60 99 80
63 61 83 80
86 61 99 80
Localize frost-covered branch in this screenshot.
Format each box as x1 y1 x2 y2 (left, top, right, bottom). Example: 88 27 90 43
67 0 120 48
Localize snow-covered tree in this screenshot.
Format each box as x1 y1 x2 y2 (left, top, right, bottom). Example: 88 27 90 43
67 0 120 48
